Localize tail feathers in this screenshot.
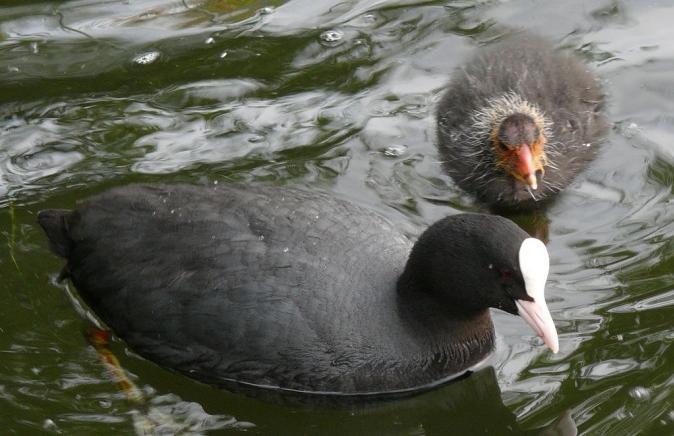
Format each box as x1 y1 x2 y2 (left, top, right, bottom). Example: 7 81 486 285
38 209 74 258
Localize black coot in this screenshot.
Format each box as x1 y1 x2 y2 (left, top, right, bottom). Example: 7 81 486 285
39 184 558 397
437 33 608 210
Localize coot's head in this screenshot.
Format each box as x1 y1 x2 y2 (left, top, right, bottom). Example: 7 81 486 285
401 214 559 353
471 92 550 191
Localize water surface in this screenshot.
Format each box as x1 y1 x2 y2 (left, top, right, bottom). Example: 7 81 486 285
1 0 673 434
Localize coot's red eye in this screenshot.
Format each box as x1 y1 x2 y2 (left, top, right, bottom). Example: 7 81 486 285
499 270 512 279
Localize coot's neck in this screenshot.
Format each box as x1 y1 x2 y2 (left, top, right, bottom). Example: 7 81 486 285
396 271 495 368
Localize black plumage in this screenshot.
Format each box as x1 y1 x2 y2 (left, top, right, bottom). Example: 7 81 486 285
39 183 541 397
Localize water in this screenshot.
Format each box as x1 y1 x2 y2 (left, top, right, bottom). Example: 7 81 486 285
1 0 673 434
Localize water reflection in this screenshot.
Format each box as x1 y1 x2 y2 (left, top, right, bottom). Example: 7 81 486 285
84 328 253 434
497 209 550 243
1 0 674 433
86 331 578 436
223 365 577 435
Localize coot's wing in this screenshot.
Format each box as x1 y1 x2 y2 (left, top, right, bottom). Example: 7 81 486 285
51 184 412 392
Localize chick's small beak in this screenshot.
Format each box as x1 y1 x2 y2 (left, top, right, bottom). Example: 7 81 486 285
514 146 537 190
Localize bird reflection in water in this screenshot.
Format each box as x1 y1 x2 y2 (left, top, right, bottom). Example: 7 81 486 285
86 328 575 435
85 328 253 434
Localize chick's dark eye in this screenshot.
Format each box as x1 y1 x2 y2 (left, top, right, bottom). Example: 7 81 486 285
494 138 509 151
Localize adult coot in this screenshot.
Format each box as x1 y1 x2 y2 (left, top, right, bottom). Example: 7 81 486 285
437 33 607 210
39 184 558 397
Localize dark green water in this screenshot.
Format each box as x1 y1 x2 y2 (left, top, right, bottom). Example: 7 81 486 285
1 0 673 434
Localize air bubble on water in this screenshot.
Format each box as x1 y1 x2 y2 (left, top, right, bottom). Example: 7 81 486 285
259 235 265 241
132 51 160 65
138 11 157 20
615 409 628 420
235 421 257 429
205 37 215 45
259 7 274 15
629 386 651 401
383 144 407 157
320 30 344 44
620 122 640 139
283 247 289 253
220 51 228 59
43 419 58 431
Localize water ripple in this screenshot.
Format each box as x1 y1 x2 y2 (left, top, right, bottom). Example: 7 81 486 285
0 0 673 434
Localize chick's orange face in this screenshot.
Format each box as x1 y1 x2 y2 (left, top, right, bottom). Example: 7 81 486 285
491 113 546 189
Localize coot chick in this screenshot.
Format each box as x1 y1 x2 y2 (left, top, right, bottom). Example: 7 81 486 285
437 33 607 210
39 184 558 397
